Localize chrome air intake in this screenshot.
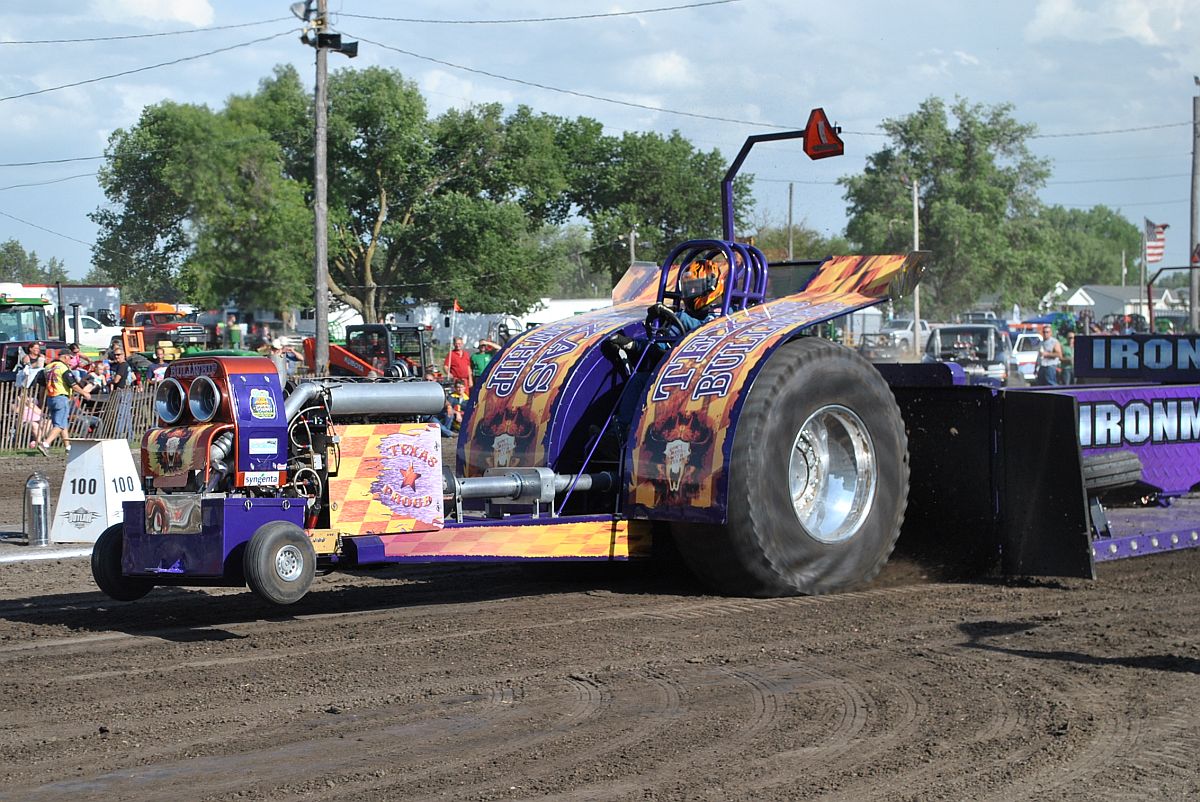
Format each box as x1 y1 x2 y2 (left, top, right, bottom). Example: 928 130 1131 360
188 375 222 423
155 378 186 424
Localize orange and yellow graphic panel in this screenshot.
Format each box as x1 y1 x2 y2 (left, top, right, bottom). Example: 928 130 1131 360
356 518 640 561
328 423 444 535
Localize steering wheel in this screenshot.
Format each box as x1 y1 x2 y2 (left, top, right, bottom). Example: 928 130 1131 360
645 303 684 338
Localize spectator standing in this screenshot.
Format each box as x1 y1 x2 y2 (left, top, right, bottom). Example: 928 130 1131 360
35 351 92 455
471 340 498 379
1060 332 1075 385
443 336 472 389
282 344 300 379
17 395 47 450
1036 325 1062 386
226 314 241 349
108 347 133 390
150 346 169 383
269 339 289 381
109 346 136 439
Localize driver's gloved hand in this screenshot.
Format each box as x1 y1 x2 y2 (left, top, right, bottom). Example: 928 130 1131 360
602 333 636 377
645 303 670 326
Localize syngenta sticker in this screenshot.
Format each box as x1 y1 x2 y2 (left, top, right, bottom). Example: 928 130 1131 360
249 388 276 420
1079 398 1200 447
242 471 280 486
249 437 278 455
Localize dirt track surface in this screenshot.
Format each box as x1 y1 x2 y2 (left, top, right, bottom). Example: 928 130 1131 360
0 454 1199 801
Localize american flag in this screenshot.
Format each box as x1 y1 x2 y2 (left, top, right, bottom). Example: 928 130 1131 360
1145 219 1167 263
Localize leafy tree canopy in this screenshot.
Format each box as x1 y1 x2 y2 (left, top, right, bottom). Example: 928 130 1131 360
840 96 1144 317
89 64 754 320
0 239 69 285
89 98 311 311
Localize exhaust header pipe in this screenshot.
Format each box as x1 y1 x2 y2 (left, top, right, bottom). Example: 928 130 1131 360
285 380 446 422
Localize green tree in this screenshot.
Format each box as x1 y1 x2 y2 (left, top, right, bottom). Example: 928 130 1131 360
841 97 1051 317
0 239 69 284
751 222 851 262
572 130 754 282
90 64 753 321
319 69 565 320
90 99 312 311
1033 205 1141 290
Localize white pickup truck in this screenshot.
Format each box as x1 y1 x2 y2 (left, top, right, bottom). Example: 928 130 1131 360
880 318 931 351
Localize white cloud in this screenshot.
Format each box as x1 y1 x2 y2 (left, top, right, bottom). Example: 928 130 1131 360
419 70 514 113
1025 0 1191 46
622 52 698 89
94 0 214 26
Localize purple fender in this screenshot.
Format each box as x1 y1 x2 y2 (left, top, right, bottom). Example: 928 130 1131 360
625 252 926 524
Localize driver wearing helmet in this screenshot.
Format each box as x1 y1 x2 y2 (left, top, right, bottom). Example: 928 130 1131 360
647 257 727 336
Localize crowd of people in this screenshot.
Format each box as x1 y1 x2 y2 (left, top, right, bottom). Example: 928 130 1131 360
14 340 146 455
427 336 499 437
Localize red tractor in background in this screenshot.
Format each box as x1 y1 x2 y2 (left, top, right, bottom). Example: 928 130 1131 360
303 323 436 379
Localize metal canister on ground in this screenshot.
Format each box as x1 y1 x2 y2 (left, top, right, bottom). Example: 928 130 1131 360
23 472 51 547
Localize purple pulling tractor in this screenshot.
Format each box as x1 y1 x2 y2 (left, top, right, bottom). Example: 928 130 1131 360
91 112 1200 606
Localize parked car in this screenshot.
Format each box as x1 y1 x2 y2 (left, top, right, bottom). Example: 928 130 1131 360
857 332 905 363
71 315 124 350
880 318 931 351
1011 332 1042 382
923 324 1012 387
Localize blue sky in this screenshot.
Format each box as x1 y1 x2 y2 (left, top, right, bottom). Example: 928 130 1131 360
1 0 1198 288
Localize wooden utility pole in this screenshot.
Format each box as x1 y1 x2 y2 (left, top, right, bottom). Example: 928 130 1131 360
787 182 794 260
312 0 331 375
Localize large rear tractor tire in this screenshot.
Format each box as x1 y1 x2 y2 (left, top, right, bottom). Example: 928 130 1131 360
674 338 909 596
91 524 154 602
244 522 316 605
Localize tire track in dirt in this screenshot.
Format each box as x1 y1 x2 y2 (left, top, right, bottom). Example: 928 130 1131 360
510 658 870 802
388 669 687 802
8 675 609 802
731 650 928 798
3 584 945 688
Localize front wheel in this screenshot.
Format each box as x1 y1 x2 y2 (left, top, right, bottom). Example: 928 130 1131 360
91 524 154 601
674 338 909 596
244 522 316 605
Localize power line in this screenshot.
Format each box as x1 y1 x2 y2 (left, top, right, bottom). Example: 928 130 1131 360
1057 198 1188 208
0 30 296 103
0 17 291 45
337 1 742 25
350 33 825 131
1029 121 1190 139
0 208 119 257
0 173 96 192
1046 172 1189 185
0 156 105 168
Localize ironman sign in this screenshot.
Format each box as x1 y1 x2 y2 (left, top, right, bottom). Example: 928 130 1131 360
803 107 844 160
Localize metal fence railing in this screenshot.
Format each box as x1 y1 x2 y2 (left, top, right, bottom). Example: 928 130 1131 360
0 383 156 450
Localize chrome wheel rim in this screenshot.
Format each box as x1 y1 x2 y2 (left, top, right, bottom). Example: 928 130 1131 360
788 404 877 544
275 544 305 582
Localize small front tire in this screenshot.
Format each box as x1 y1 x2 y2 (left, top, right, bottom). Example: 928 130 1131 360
244 521 316 605
91 524 154 602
